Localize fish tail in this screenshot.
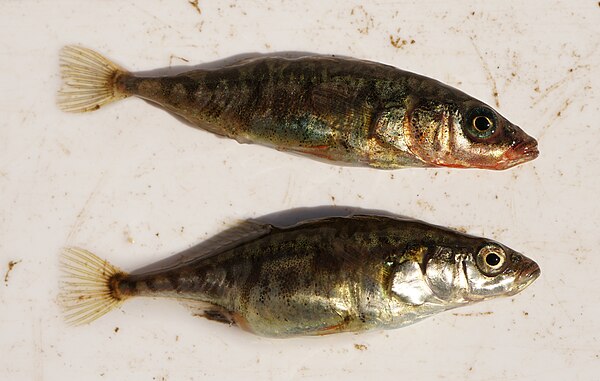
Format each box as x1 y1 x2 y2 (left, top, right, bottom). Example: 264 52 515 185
59 247 129 325
57 45 130 113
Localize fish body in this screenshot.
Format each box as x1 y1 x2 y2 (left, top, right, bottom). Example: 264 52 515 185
61 215 540 337
58 46 538 170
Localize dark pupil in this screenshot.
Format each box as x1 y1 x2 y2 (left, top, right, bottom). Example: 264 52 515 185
486 253 501 266
474 116 491 131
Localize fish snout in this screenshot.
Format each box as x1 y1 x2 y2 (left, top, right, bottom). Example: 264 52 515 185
495 134 539 170
512 259 541 294
506 138 539 162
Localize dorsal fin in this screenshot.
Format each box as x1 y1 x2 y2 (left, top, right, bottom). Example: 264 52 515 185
130 220 273 275
197 219 273 258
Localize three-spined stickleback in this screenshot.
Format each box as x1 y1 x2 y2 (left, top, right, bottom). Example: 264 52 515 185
58 46 538 170
60 215 540 337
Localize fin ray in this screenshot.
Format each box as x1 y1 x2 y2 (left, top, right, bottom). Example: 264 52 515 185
59 247 128 325
57 45 130 113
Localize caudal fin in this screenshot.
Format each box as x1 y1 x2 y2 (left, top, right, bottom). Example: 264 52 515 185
59 247 128 325
57 45 129 113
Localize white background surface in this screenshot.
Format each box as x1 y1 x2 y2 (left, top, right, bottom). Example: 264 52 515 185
1 1 599 380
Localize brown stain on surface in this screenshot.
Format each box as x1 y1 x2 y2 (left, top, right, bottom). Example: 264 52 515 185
354 343 368 351
389 35 415 49
169 55 189 67
454 226 469 234
350 6 374 35
416 199 435 212
188 0 201 15
4 260 21 285
452 311 493 316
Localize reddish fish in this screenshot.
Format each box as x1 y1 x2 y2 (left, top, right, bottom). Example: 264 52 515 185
58 46 538 170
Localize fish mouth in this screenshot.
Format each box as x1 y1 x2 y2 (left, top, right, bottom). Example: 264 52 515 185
512 262 541 294
509 140 539 161
495 139 539 170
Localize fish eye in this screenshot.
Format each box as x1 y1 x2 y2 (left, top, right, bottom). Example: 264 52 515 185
465 107 497 140
476 245 506 275
473 116 493 132
485 252 501 266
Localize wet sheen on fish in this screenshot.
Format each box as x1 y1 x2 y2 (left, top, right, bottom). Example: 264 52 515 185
57 46 539 170
60 215 540 337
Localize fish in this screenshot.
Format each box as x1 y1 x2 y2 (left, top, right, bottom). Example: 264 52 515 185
59 215 540 337
57 46 538 170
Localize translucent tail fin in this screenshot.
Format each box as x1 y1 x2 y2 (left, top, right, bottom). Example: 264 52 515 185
57 45 129 113
59 247 128 325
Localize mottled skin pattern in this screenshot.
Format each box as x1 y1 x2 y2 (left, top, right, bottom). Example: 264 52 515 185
115 216 539 337
115 56 538 169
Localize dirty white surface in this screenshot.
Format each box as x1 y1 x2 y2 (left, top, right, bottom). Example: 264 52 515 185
1 1 599 380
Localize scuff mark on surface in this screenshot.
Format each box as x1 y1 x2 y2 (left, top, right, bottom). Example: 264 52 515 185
470 36 500 108
33 318 43 381
537 96 577 141
532 65 589 106
129 3 185 39
56 141 71 156
65 173 106 244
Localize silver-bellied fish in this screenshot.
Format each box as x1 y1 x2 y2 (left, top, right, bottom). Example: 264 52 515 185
60 215 540 337
57 46 538 170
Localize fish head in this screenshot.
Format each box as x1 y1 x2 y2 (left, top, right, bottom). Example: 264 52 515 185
423 240 540 304
405 98 538 170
